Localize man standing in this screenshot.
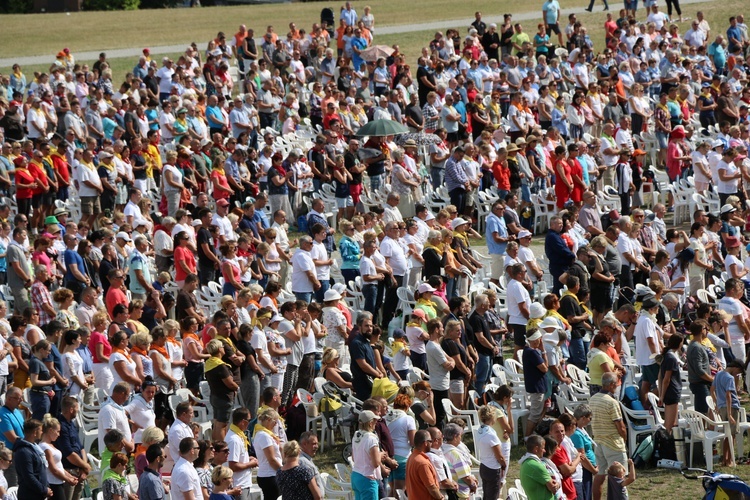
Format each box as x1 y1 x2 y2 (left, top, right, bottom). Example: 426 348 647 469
382 192 403 224
97 382 134 454
590 372 628 500
350 312 383 401
306 199 335 255
468 295 500 395
56 396 91 500
171 437 202 500
15 420 52 499
7 227 31 313
128 235 155 301
227 408 259 500
444 146 471 215
545 216 575 294
425 319 455 426
75 287 99 329
522 329 549 437
520 434 559 500
139 444 167 500
486 201 511 285
291 236 320 303
299 431 320 476
405 430 443 500
380 222 408 327
196 208 221 286
168 402 194 463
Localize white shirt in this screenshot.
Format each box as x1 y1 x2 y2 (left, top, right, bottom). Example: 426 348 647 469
380 237 407 276
291 248 316 293
477 425 503 469
311 240 330 280
634 313 658 366
226 428 254 487
253 430 282 478
615 128 634 153
156 66 175 94
519 246 538 283
506 279 531 325
171 456 202 500
387 412 417 457
78 163 102 197
692 151 710 185
98 403 132 453
647 12 669 30
383 205 403 223
168 419 194 463
717 160 740 194
125 395 156 444
617 233 635 270
124 201 147 227
718 296 745 344
562 436 583 482
211 214 234 240
352 431 381 479
725 254 744 278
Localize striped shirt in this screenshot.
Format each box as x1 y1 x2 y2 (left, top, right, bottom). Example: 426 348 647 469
444 156 469 192
589 391 627 452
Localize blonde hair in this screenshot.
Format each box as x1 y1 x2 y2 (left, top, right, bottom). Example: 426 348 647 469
211 465 233 485
258 408 279 423
339 219 354 233
282 440 301 458
206 339 223 356
131 332 152 348
478 405 496 424
42 414 60 433
320 347 339 370
163 319 179 335
92 311 109 328
141 426 165 446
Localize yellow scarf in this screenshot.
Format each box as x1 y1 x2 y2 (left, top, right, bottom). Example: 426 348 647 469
205 355 229 373
452 231 469 246
561 290 580 304
213 165 226 177
99 161 116 172
12 69 23 79
216 335 236 350
423 242 443 257
81 160 97 172
544 309 571 328
252 424 280 443
230 423 250 449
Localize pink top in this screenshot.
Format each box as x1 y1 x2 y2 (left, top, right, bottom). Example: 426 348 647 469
222 258 241 286
89 330 112 364
32 250 53 275
174 246 196 282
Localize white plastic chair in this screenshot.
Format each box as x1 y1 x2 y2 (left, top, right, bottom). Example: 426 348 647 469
682 408 734 471
619 402 657 456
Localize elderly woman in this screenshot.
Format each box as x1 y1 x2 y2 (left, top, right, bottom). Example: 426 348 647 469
254 408 283 500
153 216 176 274
278 440 323 500
338 219 361 284
129 332 153 383
477 405 507 500
351 410 383 500
391 148 421 218
53 288 79 331
385 394 416 491
322 289 348 366
422 230 444 280
442 422 479 498
404 219 425 288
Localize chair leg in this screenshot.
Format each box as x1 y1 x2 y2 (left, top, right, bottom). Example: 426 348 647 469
689 440 694 469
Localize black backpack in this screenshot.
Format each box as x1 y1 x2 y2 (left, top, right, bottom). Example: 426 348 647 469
653 426 677 462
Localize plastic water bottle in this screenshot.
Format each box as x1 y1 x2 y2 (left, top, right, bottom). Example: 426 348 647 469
657 459 684 470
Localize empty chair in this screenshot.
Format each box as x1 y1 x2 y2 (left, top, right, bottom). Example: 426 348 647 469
682 409 734 471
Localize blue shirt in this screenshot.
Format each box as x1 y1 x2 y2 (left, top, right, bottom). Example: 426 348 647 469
127 249 151 295
145 108 160 131
713 370 740 409
727 26 742 52
76 345 93 373
45 344 64 390
709 42 727 69
350 333 376 400
205 106 224 128
54 415 83 469
340 8 358 26
351 37 368 71
251 210 270 231
0 406 24 448
444 157 469 192
485 213 508 256
64 249 86 283
542 0 560 24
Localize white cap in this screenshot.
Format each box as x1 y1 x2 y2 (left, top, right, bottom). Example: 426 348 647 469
359 410 381 423
425 211 435 221
116 231 132 242
417 283 437 294
270 314 284 323
517 229 532 239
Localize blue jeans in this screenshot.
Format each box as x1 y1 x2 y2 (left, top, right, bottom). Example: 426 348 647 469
475 354 492 394
431 168 444 190
568 337 588 370
445 277 457 300
294 292 313 303
314 280 330 303
341 268 360 285
30 390 51 421
362 284 378 316
222 281 238 298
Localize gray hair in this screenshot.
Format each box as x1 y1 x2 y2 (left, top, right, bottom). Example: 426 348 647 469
356 311 373 325
391 149 405 161
427 230 441 243
35 264 48 276
161 216 176 226
663 293 679 306
443 423 463 442
299 235 313 245
526 434 545 452
134 235 148 247
386 192 400 203
602 371 619 388
599 316 619 331
474 294 489 308
573 404 592 420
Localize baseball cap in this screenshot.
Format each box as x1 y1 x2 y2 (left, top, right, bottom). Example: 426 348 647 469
116 231 132 242
411 309 428 322
359 410 381 423
425 211 435 221
417 283 437 294
518 230 532 239
216 198 230 207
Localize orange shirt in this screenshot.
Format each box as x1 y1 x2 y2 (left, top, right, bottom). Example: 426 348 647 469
405 451 439 499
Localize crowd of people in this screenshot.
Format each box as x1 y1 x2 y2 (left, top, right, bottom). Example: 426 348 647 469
0 1 749 500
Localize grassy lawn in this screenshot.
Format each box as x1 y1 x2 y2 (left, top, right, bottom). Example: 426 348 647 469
0 0 591 59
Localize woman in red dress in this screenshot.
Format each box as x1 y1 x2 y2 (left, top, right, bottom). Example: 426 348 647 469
553 144 573 211
568 144 586 207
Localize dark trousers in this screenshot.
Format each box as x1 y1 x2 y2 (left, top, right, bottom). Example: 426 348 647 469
480 463 503 500
296 353 316 393
363 284 379 317
433 389 449 428
619 265 635 307
257 476 279 500
382 275 404 328
690 382 711 415
449 187 467 215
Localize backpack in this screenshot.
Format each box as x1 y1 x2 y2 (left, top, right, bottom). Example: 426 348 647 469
631 434 655 468
652 426 677 462
319 382 346 430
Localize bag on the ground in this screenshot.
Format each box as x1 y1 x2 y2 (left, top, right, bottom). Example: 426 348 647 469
653 426 677 462
632 434 655 468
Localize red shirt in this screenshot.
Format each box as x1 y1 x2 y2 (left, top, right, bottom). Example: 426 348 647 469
174 245 196 282
27 161 48 195
551 445 577 500
89 330 112 364
106 286 128 319
492 160 511 190
14 167 34 199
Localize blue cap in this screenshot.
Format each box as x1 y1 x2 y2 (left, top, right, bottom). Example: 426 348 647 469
392 328 406 339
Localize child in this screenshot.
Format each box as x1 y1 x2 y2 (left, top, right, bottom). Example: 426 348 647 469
391 329 413 381
711 360 743 467
607 459 636 499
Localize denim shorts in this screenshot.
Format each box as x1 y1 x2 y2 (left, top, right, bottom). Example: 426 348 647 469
656 131 669 149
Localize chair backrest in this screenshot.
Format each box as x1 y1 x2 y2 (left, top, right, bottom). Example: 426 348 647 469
508 487 528 500
681 409 707 439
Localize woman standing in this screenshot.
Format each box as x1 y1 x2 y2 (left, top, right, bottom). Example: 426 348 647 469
404 219 425 289
338 220 361 284
163 151 186 217
125 378 157 451
687 319 714 415
587 334 616 395
385 394 417 492
90 311 113 392
391 149 420 219
277 440 323 500
488 386 514 492
40 415 78 500
29 340 56 420
476 405 507 500
101 452 129 500
659 333 684 433
182 317 209 396
254 408 283 500
204 339 239 441
8 315 32 389
109 331 141 392
571 404 597 500
173 231 196 286
554 145 573 211
236 324 262 416
61 330 90 397
442 319 471 409
350 410 383 500
130 332 153 384
53 289 80 331
219 242 244 298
